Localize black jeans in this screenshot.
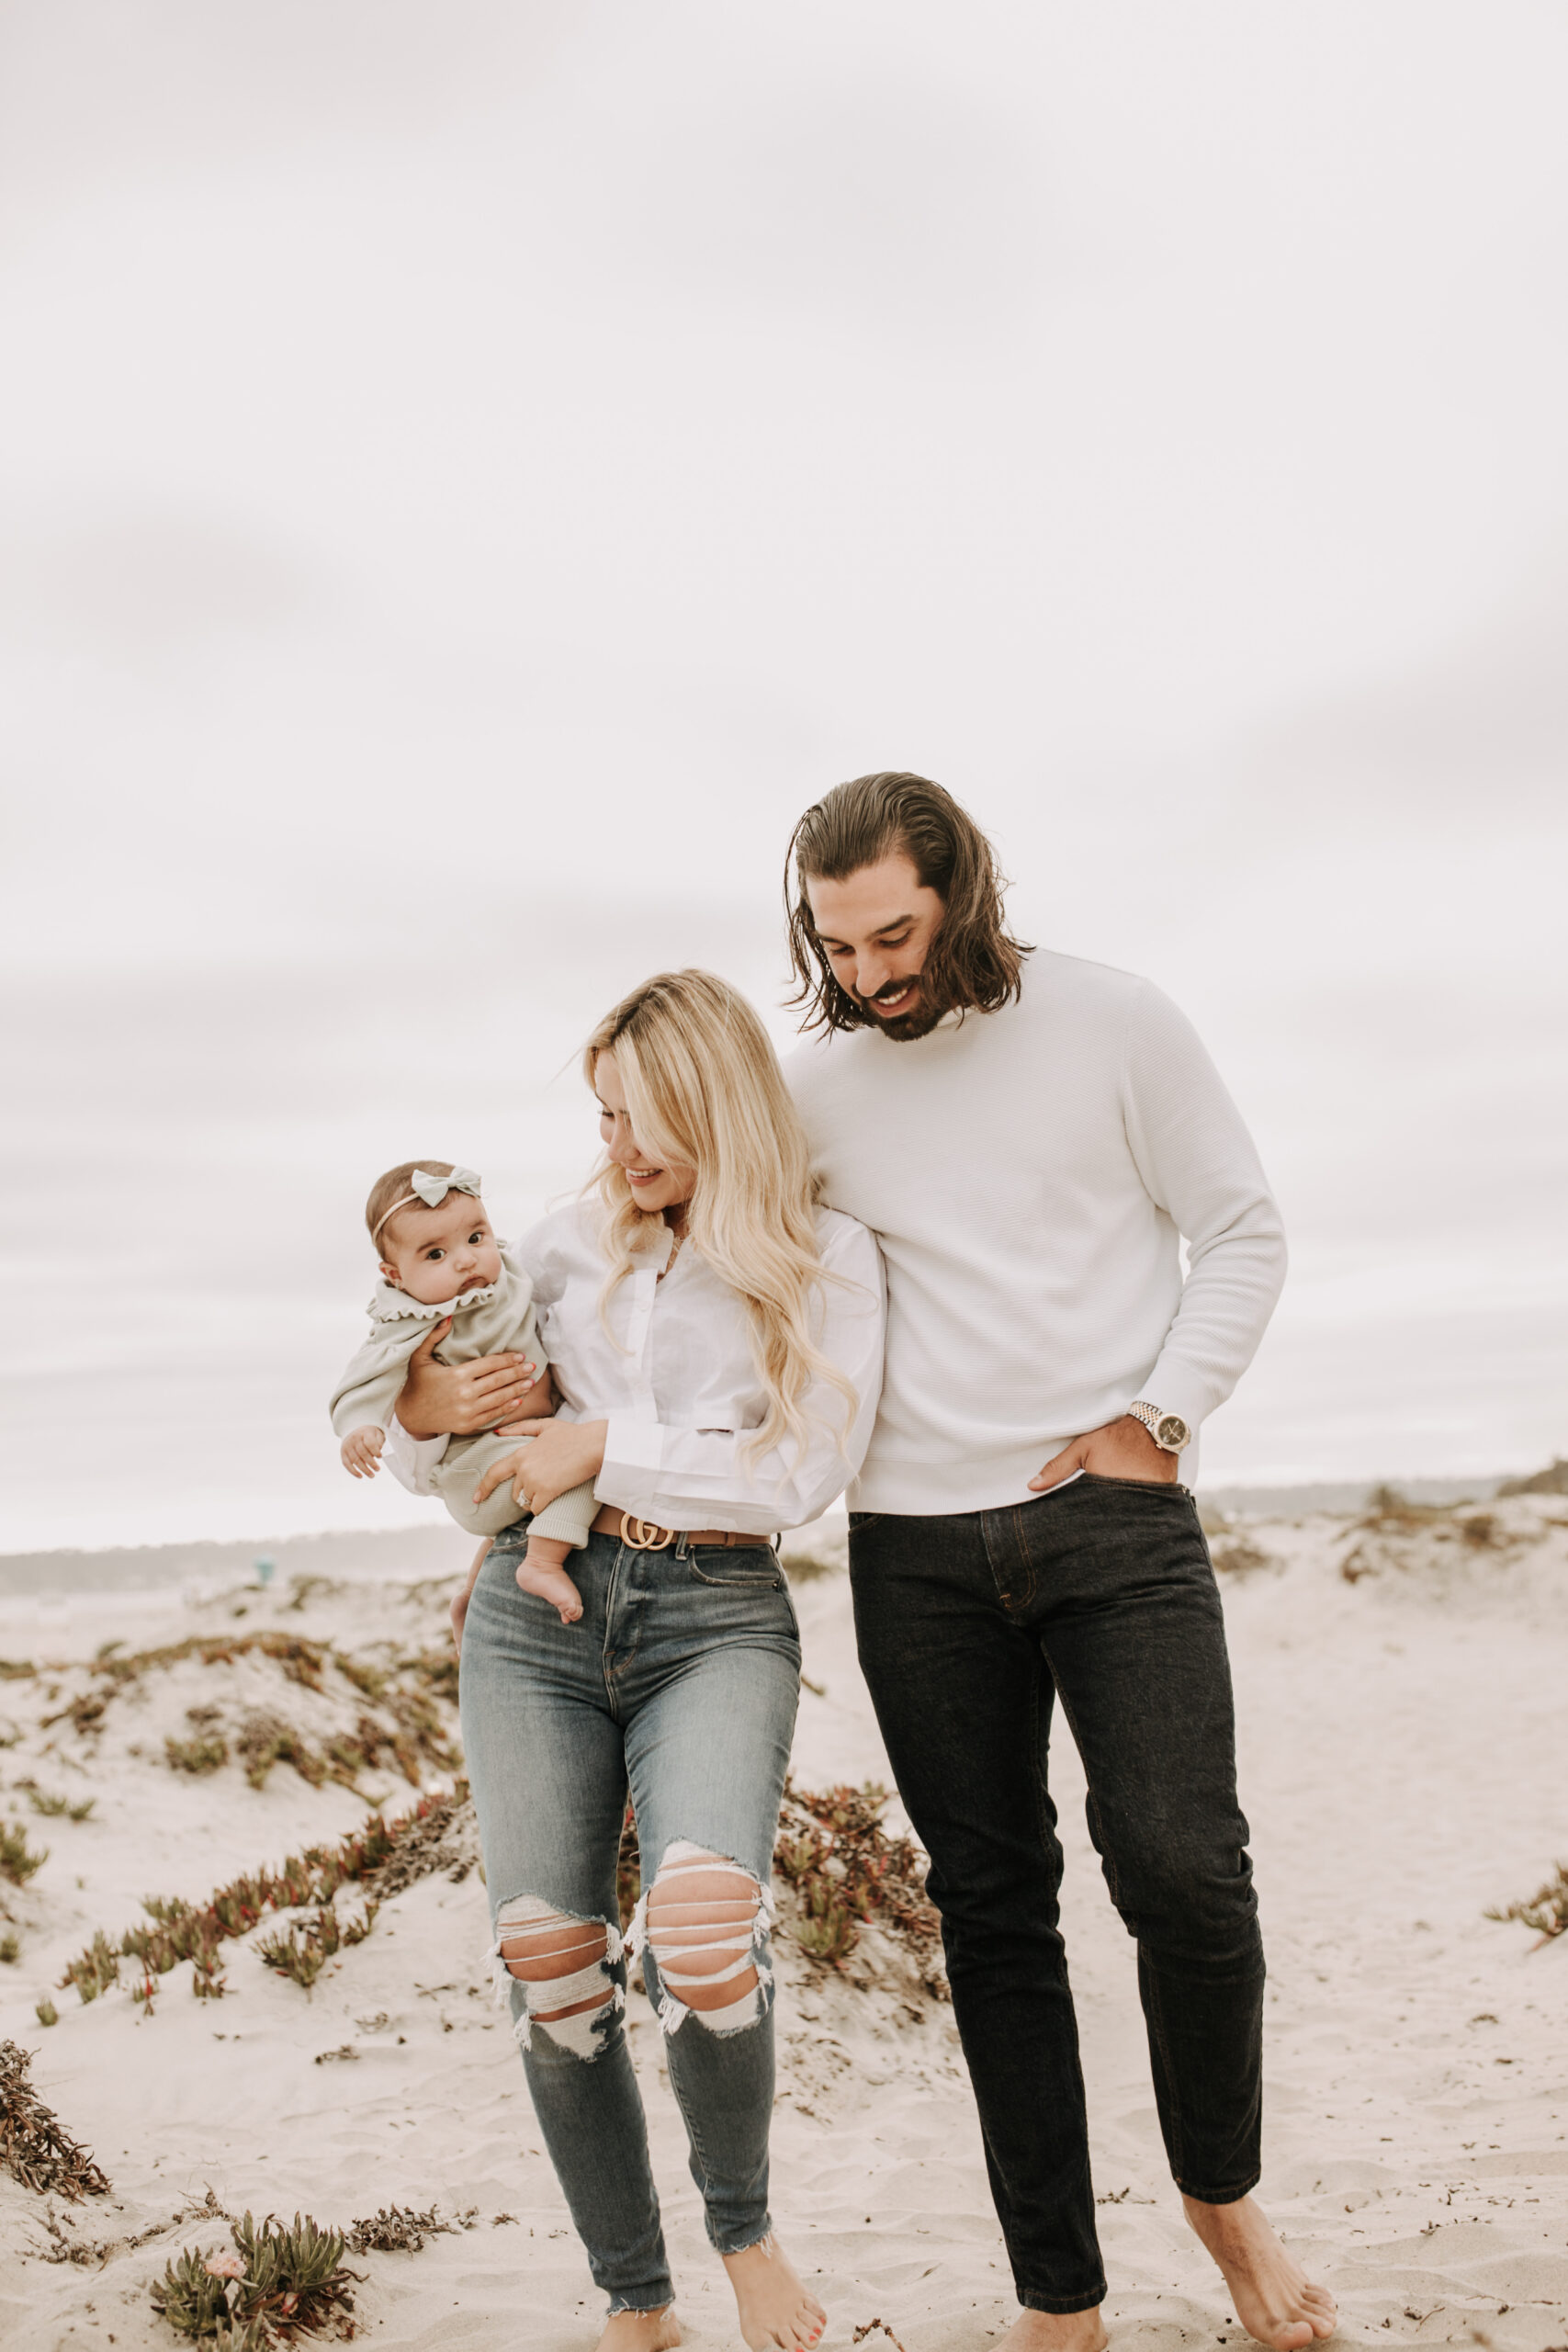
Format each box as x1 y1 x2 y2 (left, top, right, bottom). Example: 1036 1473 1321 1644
850 1475 1265 2313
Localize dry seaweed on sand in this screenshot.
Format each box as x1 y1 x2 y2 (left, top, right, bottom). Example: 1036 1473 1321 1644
152 2211 358 2343
346 2203 477 2253
0 2039 111 2199
1486 1860 1568 1943
57 1786 473 2010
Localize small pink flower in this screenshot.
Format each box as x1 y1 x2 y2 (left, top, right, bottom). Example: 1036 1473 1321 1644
203 2250 245 2280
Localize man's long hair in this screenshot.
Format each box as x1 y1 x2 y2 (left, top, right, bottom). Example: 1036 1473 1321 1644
784 772 1032 1035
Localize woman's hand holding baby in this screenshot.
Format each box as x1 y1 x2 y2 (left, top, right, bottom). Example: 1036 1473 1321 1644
395 1319 541 1438
340 1427 384 1478
474 1418 608 1514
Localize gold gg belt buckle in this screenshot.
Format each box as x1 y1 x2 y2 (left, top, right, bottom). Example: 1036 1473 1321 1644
619 1513 675 1552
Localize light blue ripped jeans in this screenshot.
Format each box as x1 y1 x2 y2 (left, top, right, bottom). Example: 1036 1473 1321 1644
458 1522 800 2316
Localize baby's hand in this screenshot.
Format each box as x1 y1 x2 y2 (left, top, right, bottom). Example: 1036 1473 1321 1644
341 1426 385 1479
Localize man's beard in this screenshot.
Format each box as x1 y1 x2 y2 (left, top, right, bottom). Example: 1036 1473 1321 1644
854 978 947 1043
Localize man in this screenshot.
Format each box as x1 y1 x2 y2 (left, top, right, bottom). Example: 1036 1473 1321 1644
783 772 1335 2352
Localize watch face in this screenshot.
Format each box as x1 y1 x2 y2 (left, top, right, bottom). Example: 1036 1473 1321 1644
1156 1414 1190 1450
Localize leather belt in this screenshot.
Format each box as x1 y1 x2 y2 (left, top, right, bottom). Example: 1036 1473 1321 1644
589 1503 767 1552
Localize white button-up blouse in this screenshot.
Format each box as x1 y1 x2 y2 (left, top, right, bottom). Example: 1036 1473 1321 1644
387 1198 886 1538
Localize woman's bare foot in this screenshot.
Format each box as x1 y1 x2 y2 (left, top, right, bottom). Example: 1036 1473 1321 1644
598 2306 681 2352
721 2234 826 2351
998 2308 1108 2352
1183 2194 1337 2350
515 1549 584 1625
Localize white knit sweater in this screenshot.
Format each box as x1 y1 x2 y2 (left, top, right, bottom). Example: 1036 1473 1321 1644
785 950 1287 1515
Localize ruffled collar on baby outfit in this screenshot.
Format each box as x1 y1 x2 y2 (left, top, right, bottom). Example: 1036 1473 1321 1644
365 1253 512 1327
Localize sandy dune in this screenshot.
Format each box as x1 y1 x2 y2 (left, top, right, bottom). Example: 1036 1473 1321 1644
1 1498 1564 2351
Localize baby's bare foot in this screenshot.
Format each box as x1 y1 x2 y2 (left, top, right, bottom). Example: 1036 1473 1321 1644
598 2307 681 2352
721 2234 825 2351
1183 2193 1337 2350
514 1554 583 1625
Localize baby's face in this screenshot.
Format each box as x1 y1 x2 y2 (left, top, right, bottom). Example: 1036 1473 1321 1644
378 1194 503 1306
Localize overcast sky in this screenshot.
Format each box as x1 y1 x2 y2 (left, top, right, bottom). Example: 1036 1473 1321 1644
3 2 1565 1550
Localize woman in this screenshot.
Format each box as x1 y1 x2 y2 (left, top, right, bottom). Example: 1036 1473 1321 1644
389 970 884 2352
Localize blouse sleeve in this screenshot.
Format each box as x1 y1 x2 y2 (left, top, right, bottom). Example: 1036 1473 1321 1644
381 1412 448 1493
596 1216 886 1536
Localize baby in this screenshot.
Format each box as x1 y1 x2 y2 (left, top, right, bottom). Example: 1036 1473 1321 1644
330 1161 592 1625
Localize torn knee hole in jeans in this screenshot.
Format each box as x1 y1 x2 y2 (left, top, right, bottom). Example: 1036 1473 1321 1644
626 1838 775 2040
490 1894 625 2060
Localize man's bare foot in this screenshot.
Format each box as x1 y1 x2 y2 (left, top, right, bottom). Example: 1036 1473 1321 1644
598 2306 681 2352
998 2307 1108 2352
515 1553 583 1625
721 2234 826 2351
1183 2194 1337 2350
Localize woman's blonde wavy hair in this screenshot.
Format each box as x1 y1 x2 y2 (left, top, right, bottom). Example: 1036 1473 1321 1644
582 968 858 1466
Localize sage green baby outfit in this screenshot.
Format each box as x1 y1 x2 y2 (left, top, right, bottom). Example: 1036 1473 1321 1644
329 1251 596 1545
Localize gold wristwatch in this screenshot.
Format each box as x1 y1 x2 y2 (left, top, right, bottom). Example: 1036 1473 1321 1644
1128 1400 1191 1454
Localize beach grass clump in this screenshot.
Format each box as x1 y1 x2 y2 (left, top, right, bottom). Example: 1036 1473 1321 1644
0 1658 36 1682
610 1781 940 1974
1210 1534 1271 1576
39 1690 108 1737
35 1999 58 2027
774 1781 939 1968
1 1821 49 1886
1495 1456 1568 1497
166 1732 231 1775
1486 1861 1568 1943
58 1786 468 2011
616 1803 641 1930
236 1712 329 1792
256 1904 378 1992
779 1548 842 1583
0 1929 19 1963
1358 1487 1508 1548
42 1631 461 1791
0 2039 111 2198
152 2211 356 2343
60 1929 122 2004
23 1785 96 1821
1362 1484 1450 1529
92 1631 332 1694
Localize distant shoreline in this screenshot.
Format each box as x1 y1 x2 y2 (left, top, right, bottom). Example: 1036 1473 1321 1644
0 1473 1531 1596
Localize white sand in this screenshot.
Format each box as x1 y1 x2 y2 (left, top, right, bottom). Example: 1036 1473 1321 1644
1 1499 1565 2352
